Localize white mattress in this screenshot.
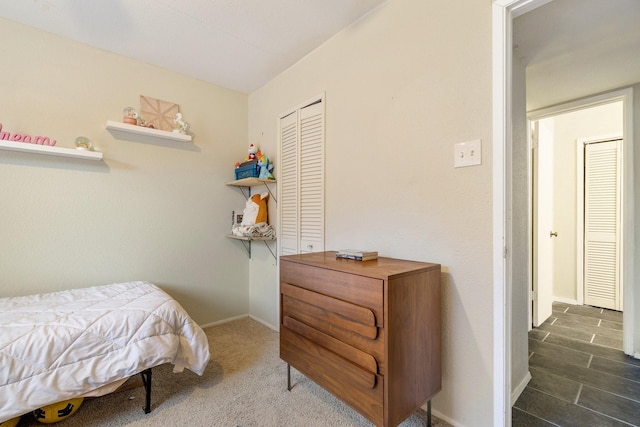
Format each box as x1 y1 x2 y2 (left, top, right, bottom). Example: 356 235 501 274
0 281 211 422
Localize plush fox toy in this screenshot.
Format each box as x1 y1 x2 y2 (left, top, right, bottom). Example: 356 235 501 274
241 192 269 226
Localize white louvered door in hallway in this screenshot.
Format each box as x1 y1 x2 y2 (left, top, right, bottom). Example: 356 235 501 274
584 139 621 311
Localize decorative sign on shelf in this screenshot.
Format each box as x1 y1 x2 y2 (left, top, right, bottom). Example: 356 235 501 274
0 122 57 146
139 96 179 131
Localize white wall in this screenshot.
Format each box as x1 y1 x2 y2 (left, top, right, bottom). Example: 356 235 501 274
549 102 623 301
249 0 495 425
0 18 250 325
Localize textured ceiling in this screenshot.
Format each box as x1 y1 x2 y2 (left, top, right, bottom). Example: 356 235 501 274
514 0 640 111
0 0 388 93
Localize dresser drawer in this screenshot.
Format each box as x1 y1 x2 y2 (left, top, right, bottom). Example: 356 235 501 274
281 260 384 325
283 316 379 375
281 326 383 425
281 283 385 369
282 283 378 338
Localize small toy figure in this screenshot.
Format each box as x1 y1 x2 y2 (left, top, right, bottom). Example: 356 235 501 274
247 143 258 160
138 118 155 128
173 113 189 134
258 155 274 179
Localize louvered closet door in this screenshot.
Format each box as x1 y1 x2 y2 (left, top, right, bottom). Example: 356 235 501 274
279 111 299 255
299 101 324 253
584 139 621 310
278 97 325 256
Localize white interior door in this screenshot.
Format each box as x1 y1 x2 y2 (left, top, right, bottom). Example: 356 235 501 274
584 139 622 310
298 101 325 253
278 96 325 256
532 119 554 327
279 110 299 256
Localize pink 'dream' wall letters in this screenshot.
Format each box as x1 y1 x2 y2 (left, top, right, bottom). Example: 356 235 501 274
0 122 56 146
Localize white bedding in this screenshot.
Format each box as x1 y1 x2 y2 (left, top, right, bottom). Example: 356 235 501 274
0 281 211 422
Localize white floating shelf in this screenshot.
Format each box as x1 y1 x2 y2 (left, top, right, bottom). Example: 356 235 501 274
105 120 192 142
0 139 103 160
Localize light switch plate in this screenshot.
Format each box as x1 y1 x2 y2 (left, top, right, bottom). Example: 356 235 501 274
454 139 482 168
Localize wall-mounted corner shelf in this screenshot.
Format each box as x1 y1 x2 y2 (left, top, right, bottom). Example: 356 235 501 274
0 139 103 161
226 177 276 187
226 234 276 242
105 120 192 142
226 234 276 259
226 177 278 260
226 178 277 202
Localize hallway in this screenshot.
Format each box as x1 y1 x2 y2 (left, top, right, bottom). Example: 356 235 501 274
513 302 640 426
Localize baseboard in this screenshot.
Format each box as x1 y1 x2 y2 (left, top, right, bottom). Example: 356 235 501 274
249 315 278 331
431 408 464 427
200 314 279 331
552 296 578 306
422 371 531 427
511 371 532 405
199 314 249 329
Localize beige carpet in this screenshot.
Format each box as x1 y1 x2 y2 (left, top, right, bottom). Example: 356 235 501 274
16 318 451 427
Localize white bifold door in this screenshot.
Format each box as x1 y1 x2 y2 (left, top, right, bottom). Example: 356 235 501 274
279 96 325 255
584 139 622 311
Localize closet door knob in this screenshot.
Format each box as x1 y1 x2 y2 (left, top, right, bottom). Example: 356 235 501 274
550 231 558 238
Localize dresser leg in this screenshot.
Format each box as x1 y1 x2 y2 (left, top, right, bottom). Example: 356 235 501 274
427 400 431 427
287 363 292 391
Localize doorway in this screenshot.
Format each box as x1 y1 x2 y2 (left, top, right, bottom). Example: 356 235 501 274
493 1 637 425
530 100 624 327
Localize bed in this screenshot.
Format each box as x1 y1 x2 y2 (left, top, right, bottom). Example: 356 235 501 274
0 281 211 423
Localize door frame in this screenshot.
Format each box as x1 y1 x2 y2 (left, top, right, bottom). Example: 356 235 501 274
493 2 554 424
577 132 623 308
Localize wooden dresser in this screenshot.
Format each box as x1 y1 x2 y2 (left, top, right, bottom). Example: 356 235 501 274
280 251 441 427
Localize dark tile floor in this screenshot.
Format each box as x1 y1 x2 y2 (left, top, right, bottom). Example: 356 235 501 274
512 302 640 426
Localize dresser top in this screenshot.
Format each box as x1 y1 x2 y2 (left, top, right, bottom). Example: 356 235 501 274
280 251 440 280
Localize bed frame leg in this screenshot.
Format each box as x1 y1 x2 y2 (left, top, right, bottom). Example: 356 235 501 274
140 368 152 414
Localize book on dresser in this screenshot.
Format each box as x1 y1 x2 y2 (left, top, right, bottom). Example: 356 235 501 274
336 249 378 261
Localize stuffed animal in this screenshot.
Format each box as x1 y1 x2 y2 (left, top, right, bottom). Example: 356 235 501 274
241 192 269 226
246 144 259 161
258 155 274 180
